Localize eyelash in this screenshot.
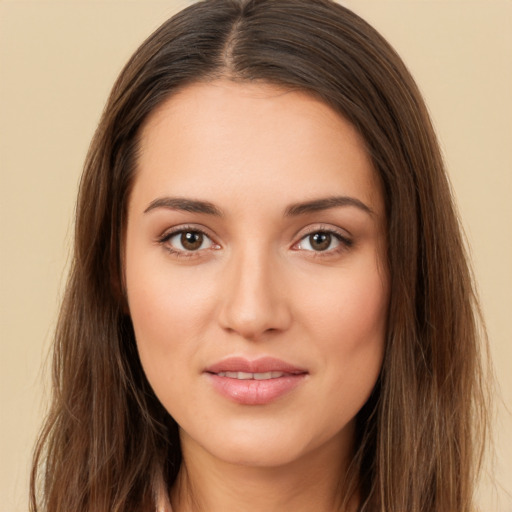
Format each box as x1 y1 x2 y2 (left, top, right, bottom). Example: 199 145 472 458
157 225 353 259
292 226 353 257
157 225 218 258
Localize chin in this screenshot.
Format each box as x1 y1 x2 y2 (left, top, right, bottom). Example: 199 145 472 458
208 438 307 468
181 414 350 470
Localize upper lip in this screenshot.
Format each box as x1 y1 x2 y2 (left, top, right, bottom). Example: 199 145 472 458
204 357 307 375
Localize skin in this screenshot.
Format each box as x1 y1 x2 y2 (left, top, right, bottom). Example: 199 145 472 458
125 80 389 512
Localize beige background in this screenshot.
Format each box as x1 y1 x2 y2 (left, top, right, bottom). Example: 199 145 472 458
1 1 511 511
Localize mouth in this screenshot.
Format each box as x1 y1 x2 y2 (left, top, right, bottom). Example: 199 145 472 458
215 371 291 380
204 357 308 405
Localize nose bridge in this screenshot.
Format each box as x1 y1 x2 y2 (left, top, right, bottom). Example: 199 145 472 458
219 242 290 339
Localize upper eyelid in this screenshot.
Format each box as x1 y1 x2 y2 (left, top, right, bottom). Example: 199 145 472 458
293 223 352 241
156 223 352 248
158 224 215 241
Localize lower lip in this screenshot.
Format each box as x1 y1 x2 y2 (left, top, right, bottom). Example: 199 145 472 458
206 373 307 405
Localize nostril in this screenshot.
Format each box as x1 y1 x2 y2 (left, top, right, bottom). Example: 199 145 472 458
217 260 292 338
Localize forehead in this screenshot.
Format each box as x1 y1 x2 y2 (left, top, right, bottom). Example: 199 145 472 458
133 80 383 217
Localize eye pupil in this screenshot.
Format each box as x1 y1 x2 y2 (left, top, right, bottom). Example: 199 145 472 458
310 232 331 251
181 231 203 250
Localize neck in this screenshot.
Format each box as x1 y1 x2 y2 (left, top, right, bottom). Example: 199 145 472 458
169 431 359 512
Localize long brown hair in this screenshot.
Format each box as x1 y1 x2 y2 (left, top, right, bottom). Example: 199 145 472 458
30 1 490 510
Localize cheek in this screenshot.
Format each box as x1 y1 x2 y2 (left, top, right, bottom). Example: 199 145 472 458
127 278 200 417
299 261 388 393
301 260 388 344
128 277 208 357
125 254 233 416
126 242 216 335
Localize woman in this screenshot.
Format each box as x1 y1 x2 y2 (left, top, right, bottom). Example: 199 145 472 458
30 0 490 510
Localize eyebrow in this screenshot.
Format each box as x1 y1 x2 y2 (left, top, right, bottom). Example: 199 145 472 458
144 197 223 216
143 195 373 217
285 196 374 216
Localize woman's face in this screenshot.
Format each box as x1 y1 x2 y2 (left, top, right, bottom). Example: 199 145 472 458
125 80 389 469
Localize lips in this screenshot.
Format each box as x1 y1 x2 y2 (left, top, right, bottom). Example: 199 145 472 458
204 357 308 405
216 371 288 380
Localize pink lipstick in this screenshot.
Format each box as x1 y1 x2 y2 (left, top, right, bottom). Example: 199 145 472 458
204 357 307 405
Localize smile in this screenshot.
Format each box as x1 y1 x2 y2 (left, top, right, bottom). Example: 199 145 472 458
205 357 308 405
215 371 288 380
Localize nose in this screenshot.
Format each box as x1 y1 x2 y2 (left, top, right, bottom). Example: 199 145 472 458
218 247 292 340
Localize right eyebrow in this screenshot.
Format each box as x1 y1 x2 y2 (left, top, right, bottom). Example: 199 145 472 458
143 197 223 216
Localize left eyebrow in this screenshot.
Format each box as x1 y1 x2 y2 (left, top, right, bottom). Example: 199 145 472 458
284 196 374 216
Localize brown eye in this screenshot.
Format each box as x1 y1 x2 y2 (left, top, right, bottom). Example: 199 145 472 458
162 229 215 253
308 232 331 251
181 231 203 251
295 229 350 254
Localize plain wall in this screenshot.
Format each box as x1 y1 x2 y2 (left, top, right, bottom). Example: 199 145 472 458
1 1 511 510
